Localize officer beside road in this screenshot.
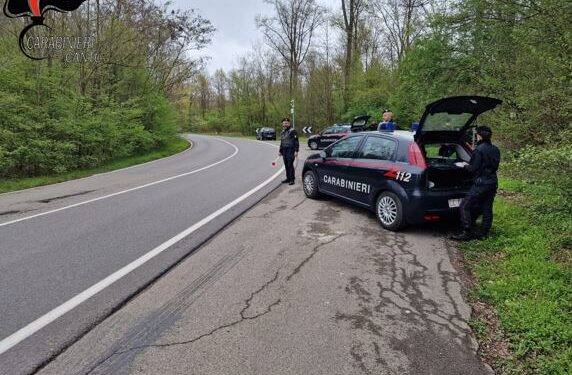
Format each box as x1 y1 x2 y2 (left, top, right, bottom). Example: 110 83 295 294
452 126 501 240
279 117 299 185
378 110 397 131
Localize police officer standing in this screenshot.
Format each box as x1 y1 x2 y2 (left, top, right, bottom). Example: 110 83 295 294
377 110 397 131
452 126 501 240
279 117 299 185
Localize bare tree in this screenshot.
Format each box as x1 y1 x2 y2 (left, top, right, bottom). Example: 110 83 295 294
257 0 324 98
371 0 431 66
197 73 211 119
212 69 227 116
341 0 368 109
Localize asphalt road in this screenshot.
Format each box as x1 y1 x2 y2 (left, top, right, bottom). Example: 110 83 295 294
0 135 284 375
37 148 491 375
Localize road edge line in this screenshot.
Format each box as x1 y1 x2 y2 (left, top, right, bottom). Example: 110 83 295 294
0 138 238 228
0 165 285 356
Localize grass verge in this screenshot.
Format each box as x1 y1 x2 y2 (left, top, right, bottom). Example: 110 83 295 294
0 136 191 194
461 178 571 374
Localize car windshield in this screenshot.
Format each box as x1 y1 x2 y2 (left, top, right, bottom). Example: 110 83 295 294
423 112 473 131
262 128 274 132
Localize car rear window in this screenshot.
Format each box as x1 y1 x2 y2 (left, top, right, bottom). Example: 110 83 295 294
423 112 473 131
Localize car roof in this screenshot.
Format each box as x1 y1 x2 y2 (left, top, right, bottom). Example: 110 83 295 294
348 130 414 142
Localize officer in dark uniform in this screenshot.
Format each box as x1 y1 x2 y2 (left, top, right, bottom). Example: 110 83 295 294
279 117 299 185
452 126 501 240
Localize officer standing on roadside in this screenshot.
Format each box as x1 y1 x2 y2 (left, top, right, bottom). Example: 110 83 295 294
452 126 501 240
279 117 299 185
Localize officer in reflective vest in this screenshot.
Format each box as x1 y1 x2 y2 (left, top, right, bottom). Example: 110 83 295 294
452 126 501 240
279 117 299 185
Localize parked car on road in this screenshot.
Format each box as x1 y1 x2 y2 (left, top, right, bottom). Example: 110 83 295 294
302 96 502 231
307 124 351 150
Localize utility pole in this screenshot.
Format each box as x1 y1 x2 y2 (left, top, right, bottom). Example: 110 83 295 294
290 99 295 129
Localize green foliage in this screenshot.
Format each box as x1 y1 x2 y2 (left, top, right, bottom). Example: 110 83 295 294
0 38 180 179
462 189 572 374
0 136 190 194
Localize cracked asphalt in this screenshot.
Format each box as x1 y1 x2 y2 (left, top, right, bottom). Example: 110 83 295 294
38 148 492 375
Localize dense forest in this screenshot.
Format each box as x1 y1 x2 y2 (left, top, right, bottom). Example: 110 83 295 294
188 0 571 193
0 0 214 178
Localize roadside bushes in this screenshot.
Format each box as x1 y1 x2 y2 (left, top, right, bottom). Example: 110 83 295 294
502 139 572 222
0 96 177 178
0 48 179 178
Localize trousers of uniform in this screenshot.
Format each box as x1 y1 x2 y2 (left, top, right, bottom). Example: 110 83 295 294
282 147 296 181
460 183 497 234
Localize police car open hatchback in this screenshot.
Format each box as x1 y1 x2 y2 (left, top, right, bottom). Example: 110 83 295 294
302 96 502 231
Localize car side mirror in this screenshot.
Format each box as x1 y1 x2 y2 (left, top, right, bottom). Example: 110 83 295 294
319 151 327 159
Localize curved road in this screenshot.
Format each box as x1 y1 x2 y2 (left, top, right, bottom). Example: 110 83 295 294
0 135 284 374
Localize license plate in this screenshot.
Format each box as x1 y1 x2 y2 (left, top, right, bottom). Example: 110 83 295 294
448 199 462 208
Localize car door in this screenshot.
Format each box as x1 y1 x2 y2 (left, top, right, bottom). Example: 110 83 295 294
346 135 399 205
319 127 339 148
333 126 350 142
316 135 364 198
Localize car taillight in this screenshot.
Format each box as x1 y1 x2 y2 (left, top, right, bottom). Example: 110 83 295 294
409 143 427 169
424 215 441 222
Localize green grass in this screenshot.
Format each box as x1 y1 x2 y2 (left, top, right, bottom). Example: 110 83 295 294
461 178 572 374
0 136 191 194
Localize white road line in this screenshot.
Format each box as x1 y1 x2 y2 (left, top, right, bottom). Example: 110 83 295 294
91 138 194 176
0 138 239 228
0 137 195 198
0 165 285 355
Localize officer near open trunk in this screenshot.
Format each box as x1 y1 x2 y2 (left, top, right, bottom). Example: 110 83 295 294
452 126 501 240
279 117 299 185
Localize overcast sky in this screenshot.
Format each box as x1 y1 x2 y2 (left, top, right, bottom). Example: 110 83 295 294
170 0 338 73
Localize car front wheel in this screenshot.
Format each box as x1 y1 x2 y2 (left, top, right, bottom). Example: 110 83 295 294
375 192 405 231
303 171 320 199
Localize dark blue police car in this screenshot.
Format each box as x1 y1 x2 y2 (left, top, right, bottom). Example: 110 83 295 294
302 96 502 231
307 124 351 150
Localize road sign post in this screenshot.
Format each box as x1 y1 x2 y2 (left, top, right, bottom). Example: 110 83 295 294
290 99 295 129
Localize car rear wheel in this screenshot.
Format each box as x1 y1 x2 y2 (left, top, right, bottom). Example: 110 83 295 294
303 171 320 199
375 192 405 231
309 141 318 150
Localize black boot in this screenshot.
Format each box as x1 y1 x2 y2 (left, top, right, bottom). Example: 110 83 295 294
281 179 290 184
449 230 474 241
471 228 489 240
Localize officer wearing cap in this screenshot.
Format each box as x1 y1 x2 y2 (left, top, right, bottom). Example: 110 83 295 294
279 117 299 185
452 126 501 240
